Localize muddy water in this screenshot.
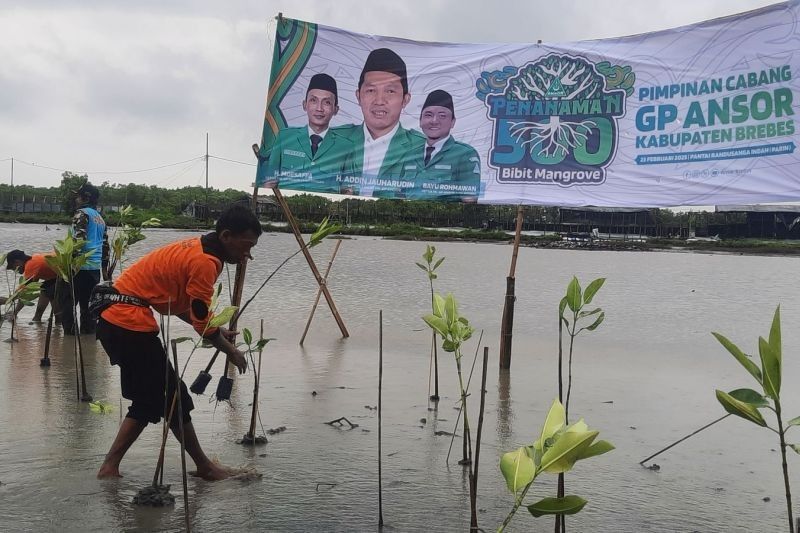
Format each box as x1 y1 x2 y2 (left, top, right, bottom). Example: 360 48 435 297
0 223 798 532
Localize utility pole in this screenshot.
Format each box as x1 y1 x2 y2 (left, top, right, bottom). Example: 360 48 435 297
205 133 209 224
10 157 13 187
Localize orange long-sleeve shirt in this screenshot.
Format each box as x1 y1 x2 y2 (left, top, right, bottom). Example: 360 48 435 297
23 254 57 282
100 236 223 336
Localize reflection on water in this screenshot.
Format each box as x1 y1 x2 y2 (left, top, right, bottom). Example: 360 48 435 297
0 223 798 532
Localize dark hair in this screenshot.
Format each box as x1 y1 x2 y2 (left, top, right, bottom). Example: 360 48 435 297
215 203 262 236
5 249 29 270
77 182 100 206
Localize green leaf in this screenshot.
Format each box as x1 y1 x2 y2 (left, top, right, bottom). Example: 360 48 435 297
585 312 605 331
442 339 458 353
769 305 782 367
711 332 762 384
432 294 445 318
559 296 568 318
208 306 237 329
790 444 800 454
528 495 587 517
538 398 566 446
578 308 601 319
716 389 767 427
173 337 193 344
728 388 770 408
432 256 445 271
500 446 536 493
255 338 275 351
415 262 428 272
444 294 457 327
759 336 781 400
242 328 253 346
539 430 599 474
578 439 615 461
583 278 605 305
787 416 800 427
422 314 449 339
428 273 437 280
565 277 581 313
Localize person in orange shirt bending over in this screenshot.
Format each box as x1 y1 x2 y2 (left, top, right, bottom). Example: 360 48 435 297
94 204 260 480
3 249 59 323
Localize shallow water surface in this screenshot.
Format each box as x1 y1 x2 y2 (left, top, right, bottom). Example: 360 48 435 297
0 223 798 532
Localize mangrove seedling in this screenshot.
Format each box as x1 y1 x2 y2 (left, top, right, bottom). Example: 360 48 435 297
1 275 43 342
239 323 274 445
106 205 160 279
556 276 605 532
416 244 445 402
497 398 614 532
46 235 94 401
712 305 799 533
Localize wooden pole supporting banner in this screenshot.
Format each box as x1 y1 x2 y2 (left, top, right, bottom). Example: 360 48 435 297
271 186 349 338
299 239 342 345
499 206 524 369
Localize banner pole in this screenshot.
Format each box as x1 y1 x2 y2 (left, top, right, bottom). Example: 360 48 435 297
499 205 524 369
299 239 342 345
271 186 350 338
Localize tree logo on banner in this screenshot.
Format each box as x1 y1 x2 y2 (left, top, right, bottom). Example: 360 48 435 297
478 55 633 187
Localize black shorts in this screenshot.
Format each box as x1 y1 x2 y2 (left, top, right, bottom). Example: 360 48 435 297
96 318 193 426
41 279 56 300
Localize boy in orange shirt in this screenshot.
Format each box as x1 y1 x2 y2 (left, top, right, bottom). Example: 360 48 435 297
3 250 59 322
95 204 260 480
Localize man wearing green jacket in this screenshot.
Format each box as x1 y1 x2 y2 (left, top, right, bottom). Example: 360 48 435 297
404 89 482 202
261 73 355 193
333 48 420 199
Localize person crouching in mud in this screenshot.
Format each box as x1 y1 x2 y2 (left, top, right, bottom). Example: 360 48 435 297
95 203 260 480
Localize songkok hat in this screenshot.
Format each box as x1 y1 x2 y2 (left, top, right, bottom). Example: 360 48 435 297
359 48 408 94
422 90 454 116
307 73 338 101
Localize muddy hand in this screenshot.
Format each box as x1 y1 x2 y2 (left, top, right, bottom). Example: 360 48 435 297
227 349 248 374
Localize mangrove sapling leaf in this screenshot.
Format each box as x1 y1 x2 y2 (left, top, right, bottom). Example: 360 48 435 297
790 445 800 454
566 277 581 313
759 336 781 400
422 315 449 339
769 306 782 364
444 294 457 326
715 390 767 427
500 447 536 493
711 332 763 384
415 262 427 271
578 308 602 318
582 278 605 305
433 256 445 271
208 306 238 329
308 217 342 248
787 416 800 427
497 399 613 532
528 495 588 517
255 339 273 351
242 328 253 346
173 337 193 344
583 312 605 332
539 429 600 474
728 388 770 408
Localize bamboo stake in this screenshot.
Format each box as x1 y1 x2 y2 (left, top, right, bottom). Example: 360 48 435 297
471 348 489 532
378 309 384 528
299 239 342 345
499 205 524 369
639 414 731 465
40 308 53 367
272 186 349 338
152 393 178 487
171 339 191 533
446 330 484 464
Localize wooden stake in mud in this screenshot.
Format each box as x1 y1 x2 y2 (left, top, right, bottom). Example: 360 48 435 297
378 310 384 528
299 239 342 345
171 339 191 533
271 186 349 338
471 347 489 532
40 308 54 367
499 205 524 369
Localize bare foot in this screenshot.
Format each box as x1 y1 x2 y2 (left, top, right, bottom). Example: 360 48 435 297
97 465 123 479
191 462 233 481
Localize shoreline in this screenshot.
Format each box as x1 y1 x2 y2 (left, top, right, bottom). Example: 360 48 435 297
4 216 800 256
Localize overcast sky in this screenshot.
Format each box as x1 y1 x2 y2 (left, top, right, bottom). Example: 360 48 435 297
0 0 780 192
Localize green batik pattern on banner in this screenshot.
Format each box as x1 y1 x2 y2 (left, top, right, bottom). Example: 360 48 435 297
256 18 318 186
478 55 631 187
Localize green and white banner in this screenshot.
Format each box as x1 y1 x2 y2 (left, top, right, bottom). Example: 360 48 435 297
256 1 800 207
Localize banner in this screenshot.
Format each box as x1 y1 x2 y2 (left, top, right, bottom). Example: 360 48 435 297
256 2 800 207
